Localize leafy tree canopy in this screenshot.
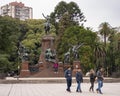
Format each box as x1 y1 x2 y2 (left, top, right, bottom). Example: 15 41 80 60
50 1 86 34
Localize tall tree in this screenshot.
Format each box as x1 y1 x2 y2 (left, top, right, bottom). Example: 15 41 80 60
57 26 98 72
50 1 86 34
0 16 22 73
107 28 120 74
99 22 111 47
92 42 106 70
0 16 20 54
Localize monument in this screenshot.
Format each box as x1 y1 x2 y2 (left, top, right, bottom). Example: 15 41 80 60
31 13 63 77
20 13 86 77
19 43 30 77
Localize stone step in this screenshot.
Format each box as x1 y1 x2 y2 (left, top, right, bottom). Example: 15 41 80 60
0 77 120 84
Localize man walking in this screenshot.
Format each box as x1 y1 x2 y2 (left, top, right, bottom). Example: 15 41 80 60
96 67 104 94
76 68 83 93
64 67 72 92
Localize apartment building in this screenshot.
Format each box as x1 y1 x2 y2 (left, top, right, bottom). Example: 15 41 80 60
0 1 33 20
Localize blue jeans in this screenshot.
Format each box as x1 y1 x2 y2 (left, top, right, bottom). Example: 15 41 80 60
66 78 72 91
76 81 81 91
97 80 103 93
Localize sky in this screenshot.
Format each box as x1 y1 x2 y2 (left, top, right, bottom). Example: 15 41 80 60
0 0 120 31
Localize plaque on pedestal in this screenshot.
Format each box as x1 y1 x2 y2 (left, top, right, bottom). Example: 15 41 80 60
20 61 30 77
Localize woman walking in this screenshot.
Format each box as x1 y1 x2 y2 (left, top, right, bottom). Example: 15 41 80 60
89 69 96 92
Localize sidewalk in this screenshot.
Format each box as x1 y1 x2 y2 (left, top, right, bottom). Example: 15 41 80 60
0 83 120 96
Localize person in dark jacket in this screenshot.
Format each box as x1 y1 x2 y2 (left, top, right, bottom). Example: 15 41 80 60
64 67 72 92
89 69 96 92
96 68 104 94
76 68 83 93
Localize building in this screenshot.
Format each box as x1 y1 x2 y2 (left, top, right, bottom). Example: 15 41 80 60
0 1 33 20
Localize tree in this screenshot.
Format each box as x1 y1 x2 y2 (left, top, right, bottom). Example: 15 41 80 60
0 16 23 73
55 12 74 49
92 42 106 70
50 1 86 34
107 28 120 74
0 16 21 54
99 22 111 46
98 22 112 74
57 26 98 73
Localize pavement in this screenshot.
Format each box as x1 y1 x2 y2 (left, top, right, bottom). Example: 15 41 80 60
0 83 120 96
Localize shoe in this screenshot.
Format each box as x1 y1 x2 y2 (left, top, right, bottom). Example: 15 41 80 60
76 90 79 92
80 90 82 93
96 89 98 93
66 89 71 92
99 92 103 94
89 89 91 92
100 92 103 94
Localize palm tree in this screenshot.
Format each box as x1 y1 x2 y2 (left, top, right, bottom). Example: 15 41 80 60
99 22 111 47
108 29 120 74
93 42 106 70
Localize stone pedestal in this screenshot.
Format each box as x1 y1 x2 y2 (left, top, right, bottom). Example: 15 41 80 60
72 61 81 76
39 35 55 69
64 63 71 71
58 62 63 73
38 61 44 70
41 35 55 51
20 61 30 77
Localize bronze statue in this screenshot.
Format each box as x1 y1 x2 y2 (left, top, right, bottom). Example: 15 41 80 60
45 48 56 62
18 43 29 61
42 13 50 34
70 43 84 60
64 48 70 64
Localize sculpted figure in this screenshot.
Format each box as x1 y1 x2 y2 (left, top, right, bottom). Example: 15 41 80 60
71 43 84 60
64 48 70 64
42 13 50 34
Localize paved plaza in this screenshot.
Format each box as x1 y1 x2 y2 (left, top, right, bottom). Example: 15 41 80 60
0 83 120 96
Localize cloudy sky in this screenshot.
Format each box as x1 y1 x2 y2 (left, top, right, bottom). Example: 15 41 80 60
0 0 120 31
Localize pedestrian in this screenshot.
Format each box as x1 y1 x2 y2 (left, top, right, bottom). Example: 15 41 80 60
64 67 72 92
96 67 104 94
76 68 83 93
53 61 58 73
89 69 96 92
